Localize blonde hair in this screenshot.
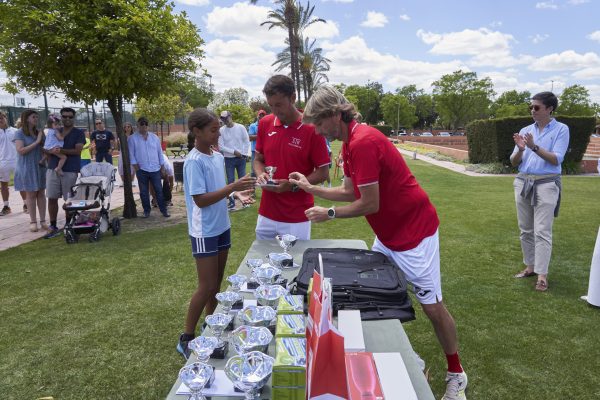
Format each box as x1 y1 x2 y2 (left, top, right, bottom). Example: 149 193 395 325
303 85 357 125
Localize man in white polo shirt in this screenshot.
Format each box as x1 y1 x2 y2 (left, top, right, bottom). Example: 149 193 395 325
218 110 250 210
0 110 26 216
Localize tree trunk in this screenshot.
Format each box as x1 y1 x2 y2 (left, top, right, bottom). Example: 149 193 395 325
107 96 137 218
285 1 301 105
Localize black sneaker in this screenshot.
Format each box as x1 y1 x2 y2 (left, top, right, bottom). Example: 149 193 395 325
162 212 171 218
0 206 11 216
142 211 150 218
177 333 194 360
43 226 61 239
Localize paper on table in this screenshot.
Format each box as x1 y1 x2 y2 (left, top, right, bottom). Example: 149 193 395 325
176 370 244 397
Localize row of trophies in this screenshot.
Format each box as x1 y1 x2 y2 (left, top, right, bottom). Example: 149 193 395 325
178 234 299 400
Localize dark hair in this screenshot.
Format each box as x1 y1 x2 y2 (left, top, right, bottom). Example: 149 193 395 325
20 109 39 137
263 74 296 97
531 91 558 114
46 114 60 129
137 116 149 125
60 107 76 116
188 108 218 131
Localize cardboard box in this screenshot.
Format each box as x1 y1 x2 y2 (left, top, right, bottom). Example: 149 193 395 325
276 314 306 337
273 337 306 387
338 310 366 352
278 294 304 314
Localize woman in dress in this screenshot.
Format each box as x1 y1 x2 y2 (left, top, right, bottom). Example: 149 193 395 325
13 110 47 232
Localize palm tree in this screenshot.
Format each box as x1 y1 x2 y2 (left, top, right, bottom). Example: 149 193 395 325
251 0 325 103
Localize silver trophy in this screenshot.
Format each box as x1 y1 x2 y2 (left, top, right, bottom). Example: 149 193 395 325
231 325 273 355
254 284 289 309
275 234 297 258
204 313 233 349
179 362 214 400
252 264 282 286
268 252 294 269
265 166 278 185
227 274 248 292
238 305 277 328
216 291 242 314
188 336 219 363
245 258 264 288
224 351 275 400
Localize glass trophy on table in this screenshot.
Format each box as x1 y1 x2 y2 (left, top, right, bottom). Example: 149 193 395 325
178 362 214 400
204 313 233 359
231 325 273 355
224 351 275 400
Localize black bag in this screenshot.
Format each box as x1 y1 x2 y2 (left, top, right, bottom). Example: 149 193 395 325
292 248 415 322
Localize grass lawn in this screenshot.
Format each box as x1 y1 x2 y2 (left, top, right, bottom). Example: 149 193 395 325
2 143 600 399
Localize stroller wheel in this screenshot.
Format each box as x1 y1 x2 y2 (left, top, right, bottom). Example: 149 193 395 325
65 230 78 244
89 229 102 242
111 217 121 236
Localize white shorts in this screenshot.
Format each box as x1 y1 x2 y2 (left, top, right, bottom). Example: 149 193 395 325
255 215 311 240
0 161 15 182
372 229 442 305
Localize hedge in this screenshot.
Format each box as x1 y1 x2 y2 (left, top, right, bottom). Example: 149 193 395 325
466 116 595 167
373 124 393 136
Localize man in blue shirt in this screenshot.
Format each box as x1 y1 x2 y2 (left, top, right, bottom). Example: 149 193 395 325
44 107 85 238
128 116 170 218
510 91 569 292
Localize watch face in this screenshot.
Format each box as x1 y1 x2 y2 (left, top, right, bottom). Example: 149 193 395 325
327 208 335 218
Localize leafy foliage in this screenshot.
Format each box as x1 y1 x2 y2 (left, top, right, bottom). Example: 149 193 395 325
491 90 531 118
214 103 255 127
380 93 417 130
344 83 382 125
557 84 596 116
397 85 437 129
432 70 495 129
208 87 250 110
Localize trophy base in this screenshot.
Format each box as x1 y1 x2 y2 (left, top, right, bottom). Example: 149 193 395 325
211 342 228 359
234 386 265 394
247 281 260 290
225 319 235 331
276 278 288 287
231 299 244 310
258 182 279 188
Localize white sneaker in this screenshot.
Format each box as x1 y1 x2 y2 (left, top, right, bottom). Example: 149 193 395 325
441 371 467 400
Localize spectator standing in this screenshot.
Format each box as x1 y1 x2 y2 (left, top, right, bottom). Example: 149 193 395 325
248 109 266 176
44 107 85 238
80 129 92 169
12 110 47 231
0 110 27 215
128 116 169 218
151 153 174 207
290 85 468 400
90 118 116 164
510 92 569 292
117 122 136 186
177 108 255 358
254 75 329 240
217 110 250 210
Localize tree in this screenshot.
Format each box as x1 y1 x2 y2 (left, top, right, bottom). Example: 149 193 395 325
432 70 495 129
177 76 212 109
557 84 595 116
344 83 382 125
380 94 417 131
255 0 325 103
249 96 271 115
215 104 255 127
135 94 190 141
0 0 203 218
396 85 437 129
208 88 250 110
490 90 530 118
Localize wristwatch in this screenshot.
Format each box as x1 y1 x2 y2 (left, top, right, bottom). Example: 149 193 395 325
327 206 336 219
532 145 540 152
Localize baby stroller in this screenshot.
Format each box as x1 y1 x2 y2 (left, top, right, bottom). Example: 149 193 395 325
62 162 121 243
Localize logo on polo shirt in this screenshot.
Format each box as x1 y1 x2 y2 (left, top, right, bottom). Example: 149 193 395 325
268 131 278 137
289 137 302 149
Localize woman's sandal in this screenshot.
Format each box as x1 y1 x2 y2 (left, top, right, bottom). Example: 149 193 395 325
514 269 536 278
29 221 38 232
40 220 49 230
535 280 548 292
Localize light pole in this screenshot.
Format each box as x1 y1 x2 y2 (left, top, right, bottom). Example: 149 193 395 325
551 80 554 92
396 99 400 135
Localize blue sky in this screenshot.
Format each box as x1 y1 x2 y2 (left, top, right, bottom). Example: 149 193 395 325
1 0 599 107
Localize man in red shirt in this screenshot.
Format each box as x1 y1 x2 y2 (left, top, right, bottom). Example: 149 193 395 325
289 85 468 400
254 75 330 240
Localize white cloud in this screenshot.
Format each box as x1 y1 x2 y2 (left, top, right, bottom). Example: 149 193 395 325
568 0 589 5
528 50 600 71
399 14 410 21
530 34 549 44
416 28 524 67
360 11 388 28
535 2 558 9
304 20 340 39
573 67 600 80
176 0 210 6
588 31 600 43
203 2 287 48
321 36 467 91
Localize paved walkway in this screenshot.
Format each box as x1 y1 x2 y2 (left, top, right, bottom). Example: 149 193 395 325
398 148 511 177
0 170 140 252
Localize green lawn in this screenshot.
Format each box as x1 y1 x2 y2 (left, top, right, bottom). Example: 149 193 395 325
2 146 600 399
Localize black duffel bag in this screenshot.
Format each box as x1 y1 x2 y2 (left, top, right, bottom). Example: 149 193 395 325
291 248 415 322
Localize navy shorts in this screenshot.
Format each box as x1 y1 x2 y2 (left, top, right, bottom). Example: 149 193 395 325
190 229 231 259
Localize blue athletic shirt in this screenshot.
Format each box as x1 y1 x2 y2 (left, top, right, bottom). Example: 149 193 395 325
184 148 231 238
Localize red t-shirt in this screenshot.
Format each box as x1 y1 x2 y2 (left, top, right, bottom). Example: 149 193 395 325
343 121 439 251
256 114 330 223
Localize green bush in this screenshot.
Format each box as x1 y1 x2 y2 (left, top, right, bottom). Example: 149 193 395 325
466 116 595 168
374 124 393 136
164 133 188 147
